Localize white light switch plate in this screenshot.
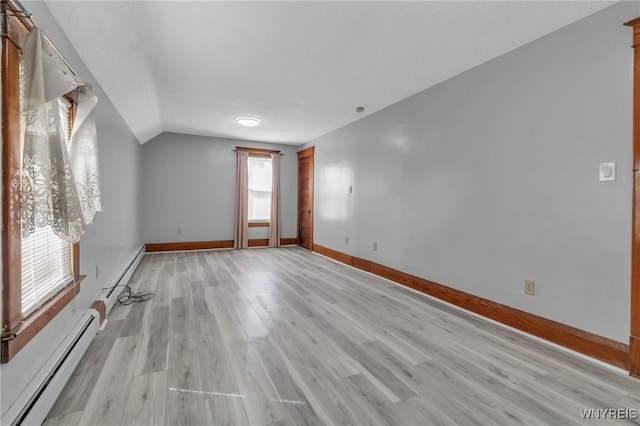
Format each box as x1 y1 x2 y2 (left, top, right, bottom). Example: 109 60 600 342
599 162 616 182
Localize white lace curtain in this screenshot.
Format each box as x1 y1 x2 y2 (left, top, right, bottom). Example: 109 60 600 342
21 29 101 243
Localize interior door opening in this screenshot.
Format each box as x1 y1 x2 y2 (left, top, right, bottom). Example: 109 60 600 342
297 147 314 250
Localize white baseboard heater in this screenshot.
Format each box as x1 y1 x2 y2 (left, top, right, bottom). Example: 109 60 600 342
99 245 146 315
2 309 99 426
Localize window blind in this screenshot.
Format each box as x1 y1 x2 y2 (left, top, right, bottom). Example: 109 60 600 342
21 225 73 317
21 97 74 318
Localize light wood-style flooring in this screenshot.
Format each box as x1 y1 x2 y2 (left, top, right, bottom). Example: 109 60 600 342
44 247 640 425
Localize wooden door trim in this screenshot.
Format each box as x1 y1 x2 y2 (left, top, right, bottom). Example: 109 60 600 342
625 17 640 377
297 147 314 250
297 147 315 158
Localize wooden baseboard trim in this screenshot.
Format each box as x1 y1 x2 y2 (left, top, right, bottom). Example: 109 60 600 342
281 238 298 246
630 336 640 377
314 244 353 265
146 240 234 252
91 300 106 325
313 244 630 371
248 239 269 247
146 238 299 252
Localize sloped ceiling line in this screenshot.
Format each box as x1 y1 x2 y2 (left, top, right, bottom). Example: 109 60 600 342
42 1 615 145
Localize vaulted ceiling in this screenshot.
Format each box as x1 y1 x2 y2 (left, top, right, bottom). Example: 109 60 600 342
42 1 615 145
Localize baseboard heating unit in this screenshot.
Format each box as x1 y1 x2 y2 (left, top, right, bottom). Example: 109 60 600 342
100 245 146 315
1 309 100 426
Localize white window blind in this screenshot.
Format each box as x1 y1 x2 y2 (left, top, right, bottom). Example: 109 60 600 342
21 225 73 317
21 97 73 318
247 156 272 221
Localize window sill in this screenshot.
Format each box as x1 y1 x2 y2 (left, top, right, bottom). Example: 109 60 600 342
1 275 85 363
248 221 270 228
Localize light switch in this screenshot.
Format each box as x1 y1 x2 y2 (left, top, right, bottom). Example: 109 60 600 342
599 162 616 182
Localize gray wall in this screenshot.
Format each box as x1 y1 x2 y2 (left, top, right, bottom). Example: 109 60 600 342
305 2 637 344
142 133 298 243
1 1 143 417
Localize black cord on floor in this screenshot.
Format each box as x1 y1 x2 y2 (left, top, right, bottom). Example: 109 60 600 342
116 285 154 305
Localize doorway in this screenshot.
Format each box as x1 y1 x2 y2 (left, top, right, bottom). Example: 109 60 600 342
297 147 314 250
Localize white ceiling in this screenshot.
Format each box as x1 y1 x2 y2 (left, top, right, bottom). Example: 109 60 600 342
41 1 615 145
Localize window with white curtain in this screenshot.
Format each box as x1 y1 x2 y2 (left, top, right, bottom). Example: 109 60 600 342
3 15 102 364
20 97 73 318
247 156 273 221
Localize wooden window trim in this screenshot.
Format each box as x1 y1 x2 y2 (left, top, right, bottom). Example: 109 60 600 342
248 221 270 228
1 0 84 363
237 146 280 158
1 276 85 363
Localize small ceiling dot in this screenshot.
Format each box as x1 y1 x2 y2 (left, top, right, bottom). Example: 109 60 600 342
356 106 365 113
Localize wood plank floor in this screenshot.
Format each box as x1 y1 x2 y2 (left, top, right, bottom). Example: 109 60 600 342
45 247 640 425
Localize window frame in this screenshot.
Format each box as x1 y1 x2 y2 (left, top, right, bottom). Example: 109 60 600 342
247 155 273 224
1 0 84 363
236 146 280 229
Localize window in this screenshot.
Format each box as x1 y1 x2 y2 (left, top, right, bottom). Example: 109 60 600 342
1 3 84 363
248 156 273 222
20 98 74 318
234 146 280 249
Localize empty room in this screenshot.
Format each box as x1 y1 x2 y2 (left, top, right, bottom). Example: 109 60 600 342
2 0 640 425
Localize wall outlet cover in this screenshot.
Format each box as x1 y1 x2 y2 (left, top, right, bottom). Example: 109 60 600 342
524 280 535 296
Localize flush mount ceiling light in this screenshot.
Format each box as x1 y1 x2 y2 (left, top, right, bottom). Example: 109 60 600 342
236 117 261 127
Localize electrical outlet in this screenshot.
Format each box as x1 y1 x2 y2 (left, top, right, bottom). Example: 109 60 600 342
524 280 535 296
345 237 349 245
373 242 378 251
177 227 182 235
